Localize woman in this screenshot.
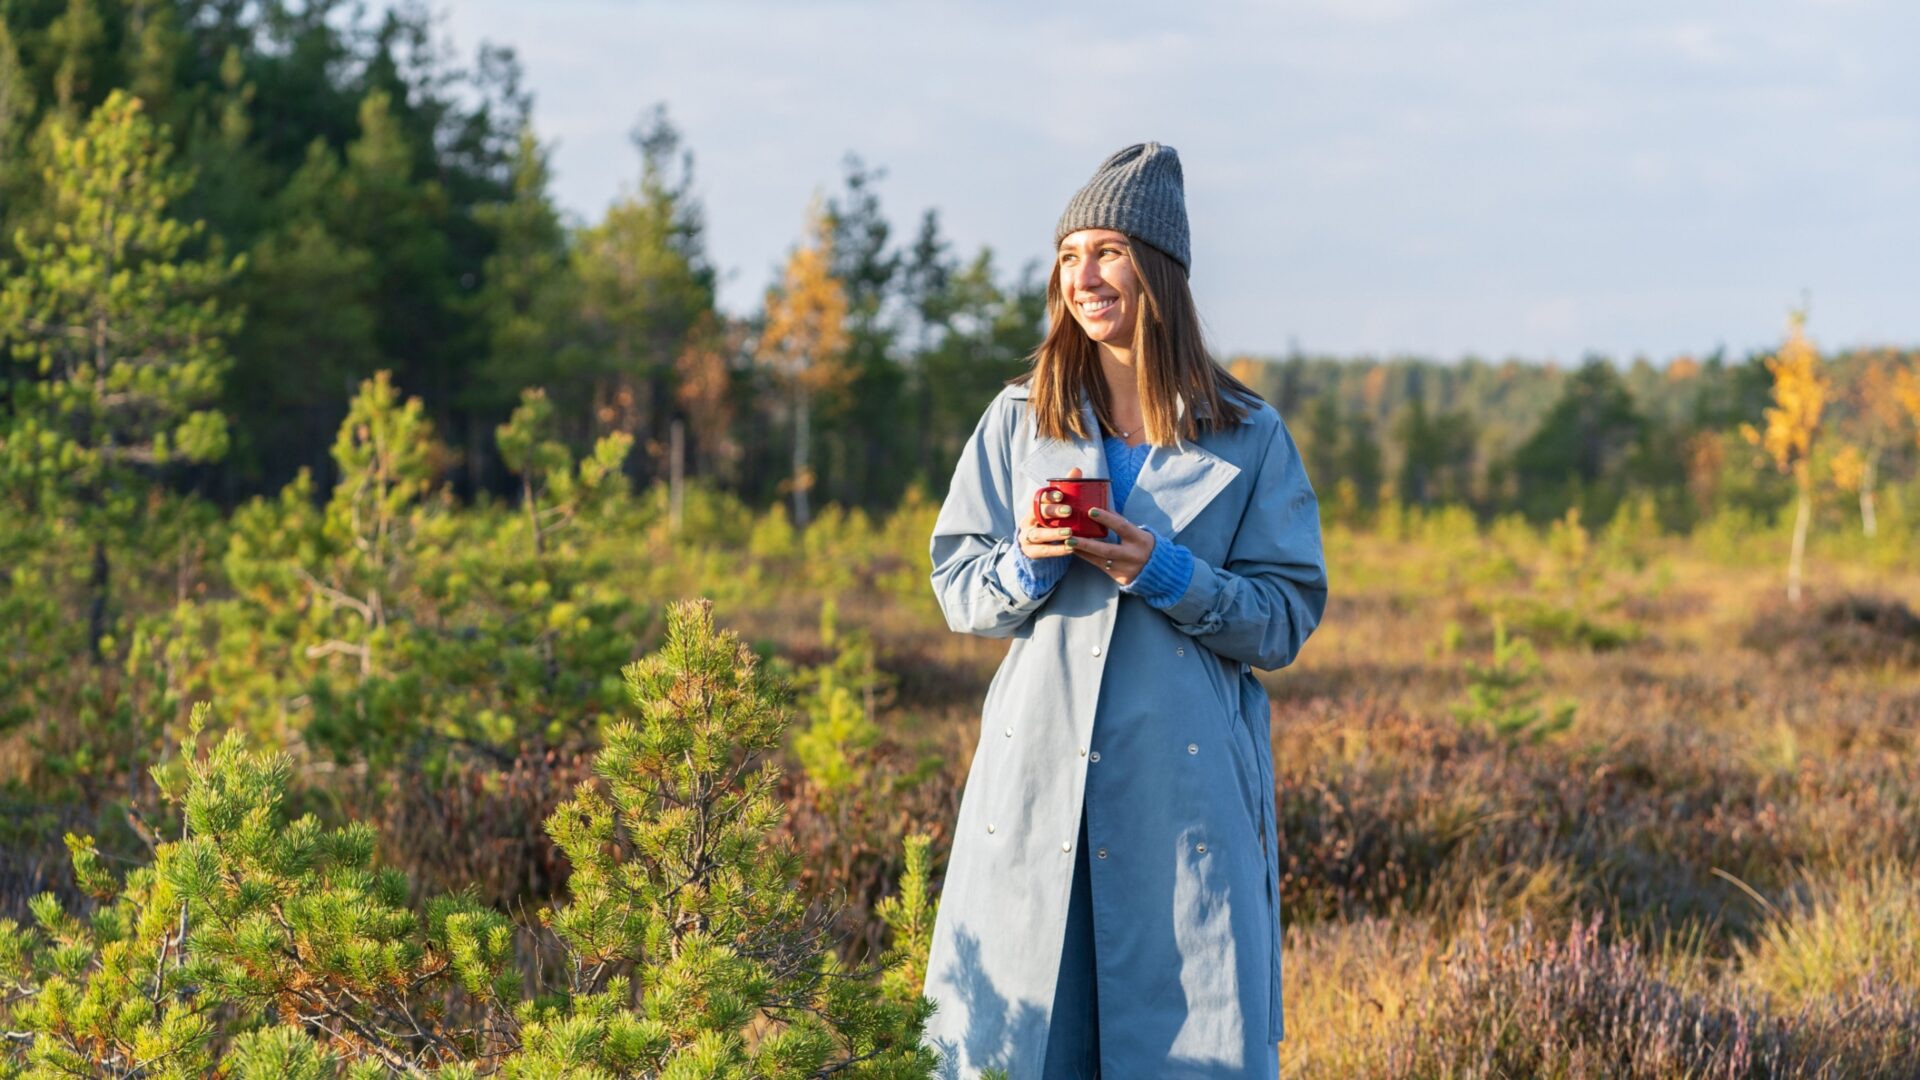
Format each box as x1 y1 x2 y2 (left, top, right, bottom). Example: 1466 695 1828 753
921 142 1329 1079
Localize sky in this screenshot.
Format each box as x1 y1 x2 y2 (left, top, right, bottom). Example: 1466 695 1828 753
405 0 1919 364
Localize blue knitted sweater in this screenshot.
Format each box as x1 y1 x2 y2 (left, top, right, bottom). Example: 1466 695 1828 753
1009 435 1195 606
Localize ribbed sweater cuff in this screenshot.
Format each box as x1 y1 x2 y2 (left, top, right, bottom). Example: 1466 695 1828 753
1010 547 1071 600
1122 526 1194 608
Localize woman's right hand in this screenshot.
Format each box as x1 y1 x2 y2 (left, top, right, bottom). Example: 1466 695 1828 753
1020 466 1081 558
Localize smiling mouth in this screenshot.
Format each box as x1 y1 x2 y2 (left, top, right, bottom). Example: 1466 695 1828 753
1079 298 1117 316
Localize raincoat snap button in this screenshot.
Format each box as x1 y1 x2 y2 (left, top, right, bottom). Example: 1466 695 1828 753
1176 647 1185 656
1196 842 1208 854
986 823 996 834
1187 743 1199 754
1078 747 1087 757
1097 848 1108 859
1061 841 1073 853
1004 727 1013 737
1091 645 1102 657
1089 751 1101 762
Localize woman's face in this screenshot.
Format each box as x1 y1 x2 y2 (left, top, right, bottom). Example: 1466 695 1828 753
1057 228 1140 351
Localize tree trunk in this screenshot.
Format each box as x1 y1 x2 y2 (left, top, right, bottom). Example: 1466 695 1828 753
916 369 934 491
792 387 812 529
88 537 110 664
465 411 488 501
1860 451 1878 538
523 476 557 689
669 418 685 534
1787 481 1811 605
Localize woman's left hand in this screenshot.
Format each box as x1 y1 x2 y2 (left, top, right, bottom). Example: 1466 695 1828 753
1071 506 1154 586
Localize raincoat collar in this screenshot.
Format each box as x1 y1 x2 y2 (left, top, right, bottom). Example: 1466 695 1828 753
1013 383 1243 537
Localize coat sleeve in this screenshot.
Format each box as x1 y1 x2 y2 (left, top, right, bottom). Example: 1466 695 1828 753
928 394 1050 638
1158 414 1328 670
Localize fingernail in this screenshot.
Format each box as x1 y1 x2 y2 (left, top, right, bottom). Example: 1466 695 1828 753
1065 537 1076 548
1088 508 1100 518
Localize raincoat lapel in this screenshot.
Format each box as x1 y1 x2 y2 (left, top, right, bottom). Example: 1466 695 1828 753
1007 382 1243 537
1015 387 1107 489
1123 394 1242 537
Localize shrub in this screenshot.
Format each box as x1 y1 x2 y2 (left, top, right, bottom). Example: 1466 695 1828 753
1368 911 1920 1079
0 602 938 1078
1377 915 1784 1079
1741 593 1920 669
1450 618 1576 744
1738 864 1920 1009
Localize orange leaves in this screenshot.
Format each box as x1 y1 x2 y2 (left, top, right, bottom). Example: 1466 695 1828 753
756 200 851 396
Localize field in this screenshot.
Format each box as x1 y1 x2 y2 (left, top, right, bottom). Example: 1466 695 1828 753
891 506 1920 1075
5 466 1920 1074
3 4 1918 1071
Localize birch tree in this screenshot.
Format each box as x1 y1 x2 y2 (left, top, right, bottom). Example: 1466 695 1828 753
1741 311 1826 603
757 201 850 529
1831 354 1920 537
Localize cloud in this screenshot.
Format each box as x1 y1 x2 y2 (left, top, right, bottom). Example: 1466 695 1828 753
408 0 1920 359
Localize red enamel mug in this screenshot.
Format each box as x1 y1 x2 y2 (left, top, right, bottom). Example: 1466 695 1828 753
1032 476 1113 540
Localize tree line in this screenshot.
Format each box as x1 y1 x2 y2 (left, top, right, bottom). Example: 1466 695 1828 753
4 0 1919 563
0 0 1044 522
5 3 1913 879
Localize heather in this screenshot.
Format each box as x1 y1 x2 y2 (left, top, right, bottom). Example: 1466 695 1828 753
6 4 1920 1074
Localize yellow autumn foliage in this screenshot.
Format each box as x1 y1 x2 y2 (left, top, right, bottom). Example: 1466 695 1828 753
1740 311 1826 479
1895 366 1920 448
757 199 851 396
1828 444 1866 494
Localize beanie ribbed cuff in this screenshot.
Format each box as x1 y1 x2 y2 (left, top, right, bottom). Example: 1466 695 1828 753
1054 141 1191 274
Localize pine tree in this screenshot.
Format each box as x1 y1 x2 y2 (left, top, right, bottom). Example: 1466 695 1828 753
45 0 105 115
1508 358 1645 523
822 155 905 508
791 599 884 797
1394 396 1477 507
222 82 381 484
514 598 934 1077
220 370 447 763
900 208 955 486
1304 392 1343 500
1450 618 1576 744
2 605 939 1077
0 15 36 237
473 128 583 421
0 89 242 662
496 385 635 691
0 702 517 1078
1340 412 1384 513
573 106 716 477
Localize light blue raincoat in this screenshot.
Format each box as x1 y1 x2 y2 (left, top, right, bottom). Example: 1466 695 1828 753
922 381 1328 1079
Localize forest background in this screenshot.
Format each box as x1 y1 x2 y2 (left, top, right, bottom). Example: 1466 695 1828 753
3 1 1920 1077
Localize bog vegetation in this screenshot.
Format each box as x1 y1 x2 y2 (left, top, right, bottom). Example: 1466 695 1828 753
5 3 1920 1077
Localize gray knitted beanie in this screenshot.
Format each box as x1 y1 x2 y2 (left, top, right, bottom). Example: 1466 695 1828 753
1054 141 1190 275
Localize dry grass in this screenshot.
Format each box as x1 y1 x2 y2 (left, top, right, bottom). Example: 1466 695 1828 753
666 510 1920 1074
10 490 1920 1075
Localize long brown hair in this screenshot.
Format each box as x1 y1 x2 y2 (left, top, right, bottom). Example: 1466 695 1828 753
1015 236 1260 445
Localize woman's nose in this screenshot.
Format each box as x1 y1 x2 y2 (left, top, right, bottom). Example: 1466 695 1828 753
1069 258 1104 293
